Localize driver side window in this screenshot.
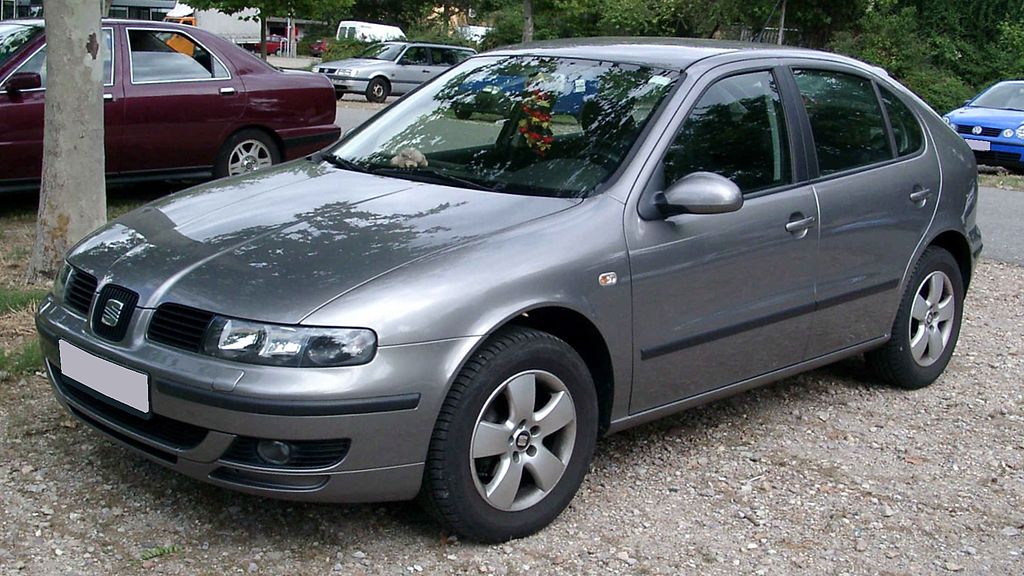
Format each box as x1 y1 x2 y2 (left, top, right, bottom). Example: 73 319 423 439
14 28 114 89
400 47 429 66
664 70 791 194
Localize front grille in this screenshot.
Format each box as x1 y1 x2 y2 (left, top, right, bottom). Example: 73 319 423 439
221 437 351 469
974 150 1023 166
91 284 139 342
64 270 98 316
957 125 1002 137
53 365 208 450
148 303 215 352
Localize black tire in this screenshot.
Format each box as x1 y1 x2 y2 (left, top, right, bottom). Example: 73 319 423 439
420 326 598 542
453 104 473 120
866 246 965 389
365 77 390 103
213 129 281 179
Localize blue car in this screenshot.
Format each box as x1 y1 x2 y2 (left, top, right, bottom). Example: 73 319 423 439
944 80 1024 172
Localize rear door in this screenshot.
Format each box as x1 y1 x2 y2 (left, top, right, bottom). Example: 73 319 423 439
787 65 940 357
0 27 121 180
120 27 245 173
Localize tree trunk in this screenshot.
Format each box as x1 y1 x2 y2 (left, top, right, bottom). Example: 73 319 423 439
522 0 534 43
26 0 107 285
260 16 268 60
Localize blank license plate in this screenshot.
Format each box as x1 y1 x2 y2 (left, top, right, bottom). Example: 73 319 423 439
59 340 149 413
965 139 991 151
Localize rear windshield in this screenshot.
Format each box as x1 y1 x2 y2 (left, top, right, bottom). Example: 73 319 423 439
0 23 42 68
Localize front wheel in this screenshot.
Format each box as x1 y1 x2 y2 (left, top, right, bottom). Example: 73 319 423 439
365 77 390 103
866 246 965 389
214 129 280 178
421 326 598 542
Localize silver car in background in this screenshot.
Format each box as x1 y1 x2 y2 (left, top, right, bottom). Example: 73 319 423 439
37 38 981 543
316 41 476 102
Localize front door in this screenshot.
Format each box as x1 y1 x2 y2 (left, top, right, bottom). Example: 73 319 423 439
788 66 941 356
0 27 121 181
392 46 431 93
120 27 244 173
627 68 819 413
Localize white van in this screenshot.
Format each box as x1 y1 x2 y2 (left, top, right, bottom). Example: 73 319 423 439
335 21 406 43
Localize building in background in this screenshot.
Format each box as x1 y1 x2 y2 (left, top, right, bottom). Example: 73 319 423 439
1 0 176 21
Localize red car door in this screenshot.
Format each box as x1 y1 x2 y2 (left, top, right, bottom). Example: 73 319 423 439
119 26 245 174
0 27 123 181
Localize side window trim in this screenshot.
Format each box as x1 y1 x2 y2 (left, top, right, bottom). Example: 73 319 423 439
126 26 232 85
656 66 799 198
872 79 899 159
3 27 116 92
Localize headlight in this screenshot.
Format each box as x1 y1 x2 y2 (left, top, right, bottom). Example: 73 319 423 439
202 317 376 367
943 116 951 125
53 262 72 301
1016 125 1024 140
340 68 355 76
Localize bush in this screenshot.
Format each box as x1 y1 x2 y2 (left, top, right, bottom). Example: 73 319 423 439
320 39 370 62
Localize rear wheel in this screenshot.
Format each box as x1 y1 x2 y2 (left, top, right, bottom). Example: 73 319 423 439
421 326 598 542
365 77 390 103
866 246 964 389
214 129 280 178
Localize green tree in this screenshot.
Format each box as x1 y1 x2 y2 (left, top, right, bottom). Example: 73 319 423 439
187 0 354 59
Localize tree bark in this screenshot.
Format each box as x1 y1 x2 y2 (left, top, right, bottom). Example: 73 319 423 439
260 16 268 60
522 0 534 43
26 0 107 285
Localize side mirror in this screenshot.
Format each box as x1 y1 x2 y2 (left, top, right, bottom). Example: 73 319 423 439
3 71 42 94
654 172 743 217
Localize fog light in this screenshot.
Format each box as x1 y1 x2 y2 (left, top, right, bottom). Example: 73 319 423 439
256 440 293 465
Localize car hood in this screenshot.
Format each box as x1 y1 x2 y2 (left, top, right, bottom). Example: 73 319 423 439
68 161 578 324
947 106 1024 128
320 58 392 69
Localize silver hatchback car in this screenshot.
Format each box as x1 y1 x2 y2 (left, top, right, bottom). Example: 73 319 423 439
37 38 981 542
316 41 476 102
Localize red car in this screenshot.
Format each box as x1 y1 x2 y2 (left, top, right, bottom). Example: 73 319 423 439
310 38 331 57
0 19 340 192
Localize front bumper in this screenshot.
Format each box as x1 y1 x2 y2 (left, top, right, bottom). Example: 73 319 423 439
326 76 369 94
36 296 479 503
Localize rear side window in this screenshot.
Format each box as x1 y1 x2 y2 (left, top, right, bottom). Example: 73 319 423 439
793 69 891 175
665 70 791 194
880 87 924 156
128 29 228 83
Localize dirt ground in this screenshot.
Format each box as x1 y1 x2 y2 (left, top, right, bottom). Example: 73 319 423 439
0 194 1022 575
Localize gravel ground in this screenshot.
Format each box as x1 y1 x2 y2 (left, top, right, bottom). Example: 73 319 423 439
1 259 1022 576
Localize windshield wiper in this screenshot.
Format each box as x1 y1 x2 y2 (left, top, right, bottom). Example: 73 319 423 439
370 167 497 192
317 153 371 174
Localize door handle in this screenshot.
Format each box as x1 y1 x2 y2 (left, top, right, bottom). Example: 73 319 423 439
909 187 932 203
103 93 113 101
785 215 816 234
219 87 236 95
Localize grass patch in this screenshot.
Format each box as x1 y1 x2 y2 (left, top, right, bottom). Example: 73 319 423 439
979 172 1024 191
0 285 48 313
139 545 182 561
0 340 42 377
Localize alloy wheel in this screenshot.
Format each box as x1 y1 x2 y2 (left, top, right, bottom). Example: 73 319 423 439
227 139 274 176
469 370 577 512
909 270 956 367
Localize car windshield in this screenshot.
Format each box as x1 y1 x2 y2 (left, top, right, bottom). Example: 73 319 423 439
328 55 679 198
0 23 42 68
359 43 403 61
970 83 1024 111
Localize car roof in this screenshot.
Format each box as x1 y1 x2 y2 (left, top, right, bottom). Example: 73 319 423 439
381 41 476 51
486 37 841 71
